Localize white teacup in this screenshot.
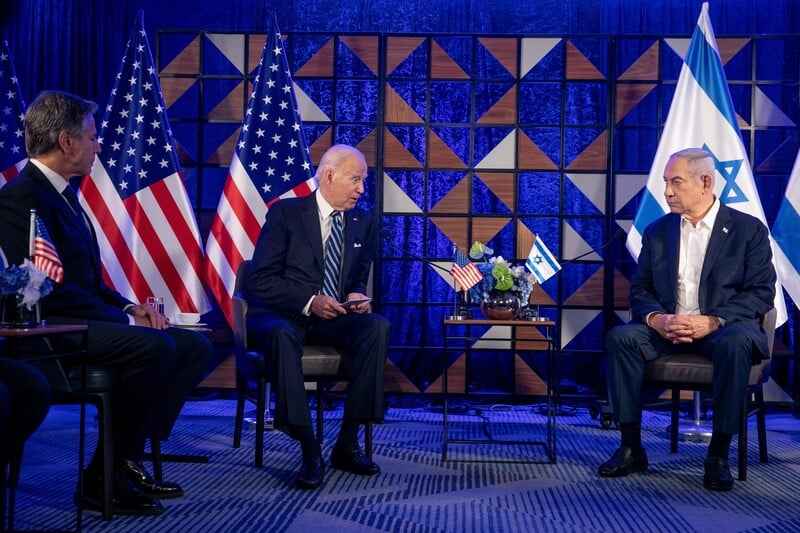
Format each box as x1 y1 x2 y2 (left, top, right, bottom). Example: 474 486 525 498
175 312 201 325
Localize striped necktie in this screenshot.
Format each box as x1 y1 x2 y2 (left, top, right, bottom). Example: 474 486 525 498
322 211 343 300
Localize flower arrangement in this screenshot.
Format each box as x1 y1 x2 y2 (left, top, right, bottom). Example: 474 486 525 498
466 241 536 306
0 259 54 310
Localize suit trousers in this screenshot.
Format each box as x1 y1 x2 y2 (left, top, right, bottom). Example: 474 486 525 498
50 319 211 462
0 357 52 451
247 311 390 432
605 322 754 435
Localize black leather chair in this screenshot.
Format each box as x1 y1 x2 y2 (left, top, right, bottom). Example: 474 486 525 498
231 260 373 467
643 308 776 481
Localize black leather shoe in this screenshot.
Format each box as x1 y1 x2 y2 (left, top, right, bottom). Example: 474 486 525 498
330 444 380 476
78 469 165 516
122 459 184 499
296 455 325 490
598 447 648 477
703 456 734 491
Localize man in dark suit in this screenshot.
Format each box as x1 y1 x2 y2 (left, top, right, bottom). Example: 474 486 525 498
0 91 211 515
599 148 775 491
246 144 389 489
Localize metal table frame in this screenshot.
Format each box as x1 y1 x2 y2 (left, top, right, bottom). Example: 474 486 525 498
441 318 558 463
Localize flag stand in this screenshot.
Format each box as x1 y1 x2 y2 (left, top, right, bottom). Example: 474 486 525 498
447 290 472 320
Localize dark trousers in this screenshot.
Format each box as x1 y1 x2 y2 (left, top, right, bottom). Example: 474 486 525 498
52 319 212 463
248 311 389 432
0 357 52 453
605 322 753 435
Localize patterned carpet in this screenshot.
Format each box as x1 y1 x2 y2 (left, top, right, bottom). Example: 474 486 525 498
10 395 800 532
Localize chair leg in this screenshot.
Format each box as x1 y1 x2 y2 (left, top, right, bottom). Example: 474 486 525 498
738 394 748 481
233 374 246 449
150 439 163 482
254 379 266 468
315 385 324 446
364 422 373 460
670 388 679 453
755 389 768 463
99 394 114 521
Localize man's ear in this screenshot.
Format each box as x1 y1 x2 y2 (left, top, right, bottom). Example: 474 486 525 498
57 130 72 154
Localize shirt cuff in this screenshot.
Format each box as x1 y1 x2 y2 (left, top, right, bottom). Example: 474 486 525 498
302 295 315 316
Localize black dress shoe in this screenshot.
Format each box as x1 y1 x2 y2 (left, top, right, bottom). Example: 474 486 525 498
703 456 734 491
296 455 325 490
122 459 184 499
78 469 165 516
330 444 380 476
598 447 648 478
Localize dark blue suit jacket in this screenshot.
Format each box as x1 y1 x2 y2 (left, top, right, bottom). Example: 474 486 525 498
246 193 377 321
630 203 776 358
0 163 131 323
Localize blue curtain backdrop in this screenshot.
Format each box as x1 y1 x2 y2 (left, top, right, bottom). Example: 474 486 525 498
2 0 798 397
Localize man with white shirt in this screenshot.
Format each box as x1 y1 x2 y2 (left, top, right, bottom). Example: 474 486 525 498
0 91 211 515
598 148 775 491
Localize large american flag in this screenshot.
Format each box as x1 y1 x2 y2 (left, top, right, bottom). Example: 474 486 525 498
205 13 316 325
80 12 210 317
0 39 27 188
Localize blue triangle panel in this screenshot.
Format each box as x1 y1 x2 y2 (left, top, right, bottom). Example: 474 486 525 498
201 122 241 165
202 36 243 76
385 169 425 211
519 82 561 125
723 41 752 81
302 124 330 147
335 80 379 122
518 172 560 215
336 38 376 78
288 34 334 74
170 122 199 163
522 42 563 81
563 127 605 166
561 308 604 351
432 36 473 77
425 217 465 258
472 176 512 216
167 82 201 120
730 85 752 124
472 126 514 165
295 79 334 120
616 38 658 79
388 41 429 78
388 81 427 122
202 78 245 118
521 127 562 167
474 81 515 122
427 171 466 212
430 126 470 167
564 217 606 258
563 179 603 217
482 222 515 261
519 216 560 259
158 32 198 71
570 37 609 78
430 81 470 123
387 125 427 167
381 214 425 259
475 41 515 79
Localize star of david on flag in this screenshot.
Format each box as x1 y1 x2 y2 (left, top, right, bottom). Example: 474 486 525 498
81 11 210 317
204 13 316 325
0 39 27 188
526 235 561 284
625 2 787 325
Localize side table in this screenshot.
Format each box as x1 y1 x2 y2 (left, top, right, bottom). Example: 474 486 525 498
441 318 558 463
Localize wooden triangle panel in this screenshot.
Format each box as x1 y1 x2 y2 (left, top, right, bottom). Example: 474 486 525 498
161 36 200 75
430 175 469 214
355 128 378 167
615 83 656 124
247 34 267 74
385 84 424 123
174 138 195 167
429 217 468 252
613 268 631 308
161 77 197 109
618 41 659 81
382 359 420 393
718 38 751 65
518 130 558 170
566 130 607 170
383 128 423 168
198 354 235 388
428 130 467 168
565 41 605 80
516 328 551 351
430 40 470 79
529 284 556 306
295 38 334 77
425 353 465 393
471 217 512 247
475 172 514 212
516 221 535 260
386 36 426 75
563 267 604 306
478 37 518 77
477 86 517 124
309 127 333 166
207 81 248 121
339 36 380 76
204 127 240 165
514 355 547 395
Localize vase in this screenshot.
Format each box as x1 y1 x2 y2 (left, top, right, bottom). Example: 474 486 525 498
0 293 40 328
479 290 521 320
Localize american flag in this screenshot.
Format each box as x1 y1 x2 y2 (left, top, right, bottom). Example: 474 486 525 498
32 213 64 283
451 247 483 292
205 13 316 325
0 39 27 188
80 12 210 317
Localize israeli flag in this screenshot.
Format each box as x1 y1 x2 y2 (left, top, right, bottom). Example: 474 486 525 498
772 150 800 308
526 235 561 284
626 2 787 325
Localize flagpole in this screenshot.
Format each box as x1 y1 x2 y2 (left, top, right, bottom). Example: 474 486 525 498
28 209 36 258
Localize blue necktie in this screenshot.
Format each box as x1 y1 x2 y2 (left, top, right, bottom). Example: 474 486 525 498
322 211 343 300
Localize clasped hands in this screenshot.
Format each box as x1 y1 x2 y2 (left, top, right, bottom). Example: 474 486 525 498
311 292 370 320
128 303 170 330
649 313 719 343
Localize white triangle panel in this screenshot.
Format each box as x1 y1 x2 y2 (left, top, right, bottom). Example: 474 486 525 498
475 130 516 170
615 174 648 215
562 223 601 261
753 87 796 127
382 172 423 214
520 38 561 79
472 326 512 350
560 308 601 348
207 34 245 74
566 173 606 215
294 83 330 122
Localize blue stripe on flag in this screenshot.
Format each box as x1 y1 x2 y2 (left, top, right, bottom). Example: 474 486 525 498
535 240 559 272
685 24 739 133
774 200 800 272
632 188 666 236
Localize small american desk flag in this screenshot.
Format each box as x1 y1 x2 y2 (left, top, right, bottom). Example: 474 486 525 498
32 214 64 283
81 12 210 316
0 39 27 187
205 13 316 325
450 248 483 292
